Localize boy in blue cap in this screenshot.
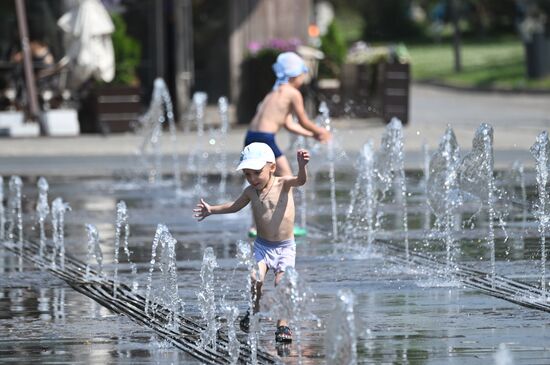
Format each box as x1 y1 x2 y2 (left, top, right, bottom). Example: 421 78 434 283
244 51 331 177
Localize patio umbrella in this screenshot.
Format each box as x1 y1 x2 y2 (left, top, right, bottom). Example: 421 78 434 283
57 0 115 87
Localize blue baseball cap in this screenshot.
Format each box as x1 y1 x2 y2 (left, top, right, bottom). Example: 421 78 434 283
272 52 309 89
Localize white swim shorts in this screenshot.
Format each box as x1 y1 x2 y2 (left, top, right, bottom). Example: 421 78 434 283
253 236 296 273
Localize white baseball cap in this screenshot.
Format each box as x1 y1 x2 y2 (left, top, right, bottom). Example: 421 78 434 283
236 142 275 171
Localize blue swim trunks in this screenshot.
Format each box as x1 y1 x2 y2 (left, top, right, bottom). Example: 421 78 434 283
244 130 283 158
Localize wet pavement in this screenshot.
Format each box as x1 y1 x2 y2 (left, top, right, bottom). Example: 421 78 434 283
1 167 550 364
1 84 550 364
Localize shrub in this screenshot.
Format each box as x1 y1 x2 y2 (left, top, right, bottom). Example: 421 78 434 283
110 12 141 86
319 21 347 78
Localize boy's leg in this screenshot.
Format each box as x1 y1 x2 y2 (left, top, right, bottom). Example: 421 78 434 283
252 261 268 313
240 261 268 332
274 270 292 343
275 155 293 177
274 242 295 329
274 271 288 328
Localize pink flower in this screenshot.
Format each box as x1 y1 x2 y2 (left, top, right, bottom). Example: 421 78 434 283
247 41 262 54
248 38 302 55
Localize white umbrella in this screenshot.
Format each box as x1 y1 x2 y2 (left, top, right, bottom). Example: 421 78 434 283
57 0 115 86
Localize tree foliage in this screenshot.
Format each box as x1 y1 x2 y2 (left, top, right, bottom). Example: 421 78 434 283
360 0 424 41
326 0 522 41
320 21 347 77
111 12 141 85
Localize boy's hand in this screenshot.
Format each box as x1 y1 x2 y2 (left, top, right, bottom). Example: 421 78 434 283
193 198 211 221
297 149 310 167
315 129 332 143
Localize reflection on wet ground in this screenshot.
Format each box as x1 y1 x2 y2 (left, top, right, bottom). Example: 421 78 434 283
1 173 550 364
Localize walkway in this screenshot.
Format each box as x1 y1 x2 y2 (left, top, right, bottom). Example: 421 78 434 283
1 84 549 176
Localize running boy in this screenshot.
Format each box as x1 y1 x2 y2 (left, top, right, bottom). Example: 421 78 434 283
244 51 331 177
193 142 309 343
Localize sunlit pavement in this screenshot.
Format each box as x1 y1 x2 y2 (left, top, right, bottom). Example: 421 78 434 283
1 83 549 176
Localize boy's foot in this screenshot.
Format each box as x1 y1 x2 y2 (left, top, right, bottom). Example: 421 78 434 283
239 312 250 332
275 325 292 343
276 343 291 357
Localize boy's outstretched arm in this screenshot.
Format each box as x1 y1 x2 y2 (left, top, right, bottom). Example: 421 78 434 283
290 91 331 142
193 192 250 221
284 149 310 188
284 115 314 137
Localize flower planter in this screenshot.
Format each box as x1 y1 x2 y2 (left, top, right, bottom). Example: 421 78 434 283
318 61 410 124
381 62 410 125
236 53 277 124
79 85 142 133
525 33 550 79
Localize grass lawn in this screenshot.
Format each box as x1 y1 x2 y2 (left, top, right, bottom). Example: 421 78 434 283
406 37 550 90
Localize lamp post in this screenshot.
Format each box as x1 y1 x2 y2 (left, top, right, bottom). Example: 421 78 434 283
449 0 462 73
14 0 44 134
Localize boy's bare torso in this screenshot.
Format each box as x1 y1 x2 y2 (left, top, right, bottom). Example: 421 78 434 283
245 176 295 241
249 85 296 133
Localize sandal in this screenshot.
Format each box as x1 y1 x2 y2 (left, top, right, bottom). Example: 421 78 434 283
239 312 250 332
275 325 292 343
276 343 291 357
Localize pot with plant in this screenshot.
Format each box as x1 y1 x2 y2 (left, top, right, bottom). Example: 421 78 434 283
79 12 142 133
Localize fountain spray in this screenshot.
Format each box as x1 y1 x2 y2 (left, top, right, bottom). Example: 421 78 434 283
217 96 230 198
514 161 528 244
318 101 338 241
269 267 317 363
530 131 550 295
344 141 376 247
51 197 71 270
157 79 182 192
7 176 23 271
288 117 309 232
428 127 461 272
459 124 497 282
36 177 50 258
145 224 182 330
197 247 219 349
138 78 181 190
85 224 103 279
223 305 240 364
188 92 208 196
324 289 357 365
375 118 409 259
113 201 138 297
422 142 432 231
0 176 5 241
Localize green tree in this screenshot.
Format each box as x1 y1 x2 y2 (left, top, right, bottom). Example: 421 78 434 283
359 0 423 40
320 21 347 78
110 12 141 85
